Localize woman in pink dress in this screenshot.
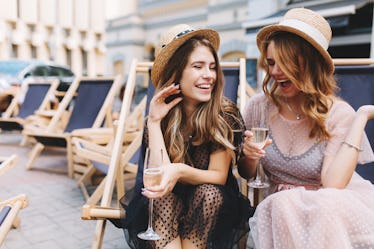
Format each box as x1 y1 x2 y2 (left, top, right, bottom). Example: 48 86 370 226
239 8 374 249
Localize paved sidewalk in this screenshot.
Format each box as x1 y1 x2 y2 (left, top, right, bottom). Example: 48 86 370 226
0 132 131 249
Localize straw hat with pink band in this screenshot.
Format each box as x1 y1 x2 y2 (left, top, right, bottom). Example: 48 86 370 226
256 8 334 73
151 24 220 86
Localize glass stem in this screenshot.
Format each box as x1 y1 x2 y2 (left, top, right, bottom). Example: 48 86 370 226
148 198 154 230
255 162 262 182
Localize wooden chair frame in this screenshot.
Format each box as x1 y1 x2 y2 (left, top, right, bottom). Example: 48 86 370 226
0 155 28 246
72 96 146 205
0 80 59 134
22 76 122 177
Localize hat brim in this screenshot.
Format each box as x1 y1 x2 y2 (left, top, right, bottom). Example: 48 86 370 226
256 24 334 73
151 28 220 86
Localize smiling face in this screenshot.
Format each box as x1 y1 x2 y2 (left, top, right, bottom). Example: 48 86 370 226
179 45 216 108
266 40 300 99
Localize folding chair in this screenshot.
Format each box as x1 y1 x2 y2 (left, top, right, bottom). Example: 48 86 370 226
0 155 28 246
333 58 374 183
22 76 122 178
0 80 59 132
0 194 28 246
0 155 18 176
79 58 253 249
73 96 146 205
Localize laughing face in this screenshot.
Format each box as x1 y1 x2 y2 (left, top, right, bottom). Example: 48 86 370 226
266 40 300 98
179 45 216 107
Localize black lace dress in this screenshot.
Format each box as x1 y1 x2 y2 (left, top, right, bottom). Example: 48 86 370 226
115 102 254 249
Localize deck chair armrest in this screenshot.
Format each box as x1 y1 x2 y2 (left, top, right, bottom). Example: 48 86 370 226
34 110 58 117
71 128 115 145
81 204 125 220
0 194 28 209
73 137 113 165
71 127 114 138
0 155 19 176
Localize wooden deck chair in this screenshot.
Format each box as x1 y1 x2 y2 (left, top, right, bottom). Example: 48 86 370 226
79 59 253 249
22 76 122 178
72 96 146 205
0 80 59 132
0 194 28 246
0 155 28 246
333 58 374 183
0 155 18 176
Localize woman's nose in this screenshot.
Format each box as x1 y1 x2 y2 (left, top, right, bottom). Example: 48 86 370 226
202 67 214 78
271 64 283 76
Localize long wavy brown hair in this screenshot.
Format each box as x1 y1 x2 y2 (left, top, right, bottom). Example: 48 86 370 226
258 32 337 141
157 36 239 164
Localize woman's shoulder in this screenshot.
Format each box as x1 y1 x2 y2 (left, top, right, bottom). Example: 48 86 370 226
248 92 267 104
222 98 244 128
327 97 356 126
329 97 355 117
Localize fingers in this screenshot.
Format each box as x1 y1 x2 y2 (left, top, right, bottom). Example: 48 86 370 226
154 83 181 104
242 130 268 159
141 184 171 199
357 105 374 120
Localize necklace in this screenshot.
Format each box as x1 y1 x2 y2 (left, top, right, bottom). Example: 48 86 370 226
285 99 302 120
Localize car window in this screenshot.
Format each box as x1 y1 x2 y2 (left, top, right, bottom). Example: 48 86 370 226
50 66 74 77
31 66 49 77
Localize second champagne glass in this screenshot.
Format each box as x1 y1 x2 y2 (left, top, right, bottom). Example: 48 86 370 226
248 104 270 189
137 148 163 240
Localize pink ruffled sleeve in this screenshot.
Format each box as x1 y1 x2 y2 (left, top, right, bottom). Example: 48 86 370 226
325 100 374 164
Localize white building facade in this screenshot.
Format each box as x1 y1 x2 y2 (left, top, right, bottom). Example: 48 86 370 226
0 0 107 77
105 0 251 84
107 0 374 88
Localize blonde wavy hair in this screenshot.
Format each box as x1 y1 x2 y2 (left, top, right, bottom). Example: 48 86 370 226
258 32 337 141
157 36 239 165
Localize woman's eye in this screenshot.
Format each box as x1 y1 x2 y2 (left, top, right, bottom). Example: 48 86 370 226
267 59 275 66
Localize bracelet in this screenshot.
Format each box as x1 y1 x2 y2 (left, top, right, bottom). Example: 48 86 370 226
341 141 363 152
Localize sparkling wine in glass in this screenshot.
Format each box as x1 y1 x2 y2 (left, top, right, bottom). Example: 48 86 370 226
248 105 270 189
137 148 163 241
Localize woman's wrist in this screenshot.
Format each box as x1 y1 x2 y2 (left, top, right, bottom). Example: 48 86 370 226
147 117 161 127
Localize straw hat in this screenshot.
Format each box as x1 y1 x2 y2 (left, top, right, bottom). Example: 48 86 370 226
256 8 334 73
151 24 220 85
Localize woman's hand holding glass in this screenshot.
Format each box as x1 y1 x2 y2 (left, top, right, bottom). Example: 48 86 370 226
243 130 272 188
142 162 180 199
242 130 272 159
138 148 164 241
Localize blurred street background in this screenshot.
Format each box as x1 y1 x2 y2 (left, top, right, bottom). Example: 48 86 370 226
0 132 130 249
1 0 374 248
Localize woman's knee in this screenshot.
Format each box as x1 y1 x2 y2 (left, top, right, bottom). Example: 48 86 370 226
194 184 224 210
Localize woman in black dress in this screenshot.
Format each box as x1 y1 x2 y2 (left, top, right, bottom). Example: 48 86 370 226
121 24 254 249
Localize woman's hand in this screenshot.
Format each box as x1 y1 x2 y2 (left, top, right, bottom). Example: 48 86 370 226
142 163 180 199
241 130 272 160
148 83 182 124
357 105 374 120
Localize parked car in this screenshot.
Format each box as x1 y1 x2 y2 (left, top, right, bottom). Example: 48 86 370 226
0 59 75 91
0 59 75 112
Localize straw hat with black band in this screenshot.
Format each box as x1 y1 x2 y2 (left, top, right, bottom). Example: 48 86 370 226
151 24 220 86
256 8 334 74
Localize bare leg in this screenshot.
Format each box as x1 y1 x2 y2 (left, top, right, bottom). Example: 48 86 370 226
182 239 198 249
164 236 182 249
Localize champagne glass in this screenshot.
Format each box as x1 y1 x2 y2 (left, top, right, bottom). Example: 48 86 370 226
137 148 163 240
248 104 270 189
